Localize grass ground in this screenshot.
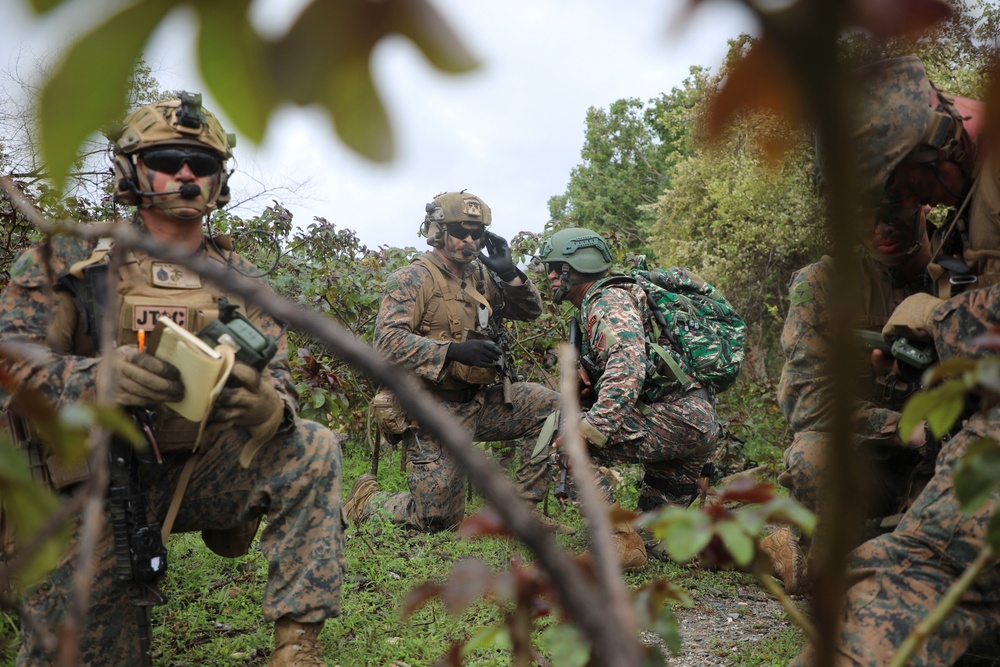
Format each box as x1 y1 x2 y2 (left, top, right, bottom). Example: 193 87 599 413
0 436 804 666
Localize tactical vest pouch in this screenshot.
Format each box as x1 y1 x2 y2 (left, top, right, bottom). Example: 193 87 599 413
449 329 498 386
372 388 412 444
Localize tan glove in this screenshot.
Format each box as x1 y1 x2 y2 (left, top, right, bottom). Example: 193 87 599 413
210 362 286 466
105 344 184 406
882 293 944 342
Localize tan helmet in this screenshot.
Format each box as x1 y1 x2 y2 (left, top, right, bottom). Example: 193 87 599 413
419 190 492 253
107 92 236 216
844 55 966 202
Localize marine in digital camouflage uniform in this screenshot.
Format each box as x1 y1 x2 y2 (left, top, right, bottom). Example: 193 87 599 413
791 55 1000 665
344 191 560 533
770 210 934 593
0 94 343 667
539 228 721 572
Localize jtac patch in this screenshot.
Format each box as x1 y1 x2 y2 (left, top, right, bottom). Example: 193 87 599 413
133 304 189 331
151 262 202 289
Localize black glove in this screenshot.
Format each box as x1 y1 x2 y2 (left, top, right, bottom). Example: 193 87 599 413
479 231 518 282
446 340 502 368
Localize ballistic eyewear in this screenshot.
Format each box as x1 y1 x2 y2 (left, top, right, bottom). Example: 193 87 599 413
445 223 485 241
140 148 223 177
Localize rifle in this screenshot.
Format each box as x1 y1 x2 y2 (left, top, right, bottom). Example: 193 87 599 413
568 318 600 407
108 421 167 667
481 266 520 407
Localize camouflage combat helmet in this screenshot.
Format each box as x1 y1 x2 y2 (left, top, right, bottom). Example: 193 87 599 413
420 191 492 262
539 228 613 274
107 92 236 216
538 228 613 304
846 55 966 202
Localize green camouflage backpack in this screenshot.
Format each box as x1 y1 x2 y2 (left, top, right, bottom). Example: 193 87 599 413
581 267 746 398
634 267 746 395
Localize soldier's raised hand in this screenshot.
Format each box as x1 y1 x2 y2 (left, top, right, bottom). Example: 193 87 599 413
479 231 518 281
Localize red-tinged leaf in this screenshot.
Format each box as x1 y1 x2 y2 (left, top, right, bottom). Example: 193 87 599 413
707 41 801 161
847 0 952 39
716 476 777 505
440 642 464 667
401 581 444 618
459 509 513 539
441 558 498 615
982 57 1000 158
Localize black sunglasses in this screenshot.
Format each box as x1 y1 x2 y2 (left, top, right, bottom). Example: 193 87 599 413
140 148 223 177
445 223 485 241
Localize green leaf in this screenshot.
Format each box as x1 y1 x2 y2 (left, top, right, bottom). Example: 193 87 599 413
311 392 326 410
28 0 70 13
196 0 277 143
0 437 71 589
653 605 682 656
662 514 714 563
716 519 754 567
899 379 968 442
542 624 590 667
39 0 176 190
90 405 144 447
953 438 1000 514
272 0 477 162
461 625 509 657
756 496 817 536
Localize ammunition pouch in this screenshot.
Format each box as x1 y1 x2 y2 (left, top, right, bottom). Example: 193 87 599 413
372 388 413 444
6 411 91 490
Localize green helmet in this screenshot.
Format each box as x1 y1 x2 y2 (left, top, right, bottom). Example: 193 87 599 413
835 55 965 202
107 92 236 215
539 228 613 274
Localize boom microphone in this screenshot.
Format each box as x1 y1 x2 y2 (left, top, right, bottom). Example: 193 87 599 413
121 179 203 199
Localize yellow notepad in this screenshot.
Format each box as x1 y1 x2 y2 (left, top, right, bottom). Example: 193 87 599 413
147 316 236 445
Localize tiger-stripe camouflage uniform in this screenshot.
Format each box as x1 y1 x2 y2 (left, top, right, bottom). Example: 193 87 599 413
576 280 720 508
350 192 558 532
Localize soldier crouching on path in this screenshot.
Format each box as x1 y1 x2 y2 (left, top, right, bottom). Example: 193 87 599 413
344 191 567 533
0 94 344 667
537 228 721 572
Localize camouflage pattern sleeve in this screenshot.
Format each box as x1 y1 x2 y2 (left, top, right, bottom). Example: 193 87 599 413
0 241 102 407
228 252 299 411
778 261 901 440
374 263 450 383
579 285 646 447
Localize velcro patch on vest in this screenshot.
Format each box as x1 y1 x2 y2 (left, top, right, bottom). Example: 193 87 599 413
133 304 189 331
151 262 202 289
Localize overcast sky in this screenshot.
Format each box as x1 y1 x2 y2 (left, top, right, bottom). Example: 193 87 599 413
2 0 757 250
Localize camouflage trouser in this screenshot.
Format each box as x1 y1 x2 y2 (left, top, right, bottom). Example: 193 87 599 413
778 430 928 556
365 382 559 531
791 417 1000 667
17 418 345 667
591 391 720 510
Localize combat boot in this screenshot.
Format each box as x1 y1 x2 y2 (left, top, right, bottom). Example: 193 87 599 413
532 509 576 535
759 527 806 595
610 502 647 572
269 617 326 666
344 473 379 524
